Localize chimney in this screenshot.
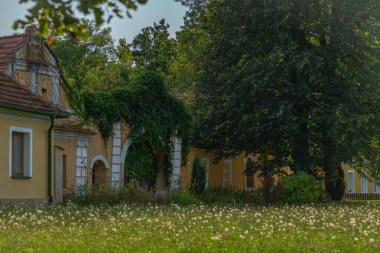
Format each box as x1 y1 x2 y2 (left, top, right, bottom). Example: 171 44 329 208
25 25 38 36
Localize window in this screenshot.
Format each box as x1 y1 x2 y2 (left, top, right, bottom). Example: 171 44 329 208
63 154 67 188
361 173 368 193
37 74 52 102
9 127 32 178
223 160 232 188
15 70 31 86
12 133 24 176
200 158 210 189
375 180 380 194
348 170 355 193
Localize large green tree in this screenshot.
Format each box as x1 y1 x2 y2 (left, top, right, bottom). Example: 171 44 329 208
130 19 178 76
193 0 380 199
52 21 130 92
168 0 208 92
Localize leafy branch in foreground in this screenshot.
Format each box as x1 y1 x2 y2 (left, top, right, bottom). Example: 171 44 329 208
14 0 148 41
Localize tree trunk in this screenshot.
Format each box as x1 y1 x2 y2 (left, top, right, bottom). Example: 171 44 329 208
323 142 345 200
292 119 310 173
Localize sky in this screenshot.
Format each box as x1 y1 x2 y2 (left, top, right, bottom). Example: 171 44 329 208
0 0 187 43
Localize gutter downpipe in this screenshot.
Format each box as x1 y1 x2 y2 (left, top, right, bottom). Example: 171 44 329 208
48 115 56 204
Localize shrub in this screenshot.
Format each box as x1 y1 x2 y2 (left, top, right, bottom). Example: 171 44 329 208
65 182 158 206
280 171 327 204
171 190 201 205
190 157 206 194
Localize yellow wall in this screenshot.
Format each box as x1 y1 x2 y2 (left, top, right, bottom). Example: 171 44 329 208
183 149 379 194
55 138 76 192
56 120 132 193
181 148 260 190
342 165 376 193
87 133 113 190
0 108 51 200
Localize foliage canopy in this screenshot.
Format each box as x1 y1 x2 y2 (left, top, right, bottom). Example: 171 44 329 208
192 0 380 199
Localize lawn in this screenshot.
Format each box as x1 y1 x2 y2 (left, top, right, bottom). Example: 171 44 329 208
0 202 379 252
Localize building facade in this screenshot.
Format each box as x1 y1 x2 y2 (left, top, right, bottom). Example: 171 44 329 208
182 149 380 195
0 27 181 202
0 72 66 203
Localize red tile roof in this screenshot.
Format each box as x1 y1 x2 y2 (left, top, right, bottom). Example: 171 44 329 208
0 72 66 116
0 34 26 73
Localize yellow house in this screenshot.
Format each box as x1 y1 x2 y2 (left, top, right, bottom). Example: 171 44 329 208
0 27 127 197
342 164 379 194
0 72 66 204
0 27 181 199
181 148 379 196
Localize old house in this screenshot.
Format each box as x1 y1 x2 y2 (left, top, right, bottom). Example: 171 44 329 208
0 27 182 202
0 72 66 203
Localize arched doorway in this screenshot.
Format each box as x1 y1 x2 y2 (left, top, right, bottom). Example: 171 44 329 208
90 155 110 190
92 161 107 186
124 140 158 190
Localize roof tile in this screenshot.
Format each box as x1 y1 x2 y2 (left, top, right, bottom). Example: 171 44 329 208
0 71 65 116
0 34 26 73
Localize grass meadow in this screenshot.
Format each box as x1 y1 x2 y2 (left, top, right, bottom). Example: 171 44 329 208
0 202 379 252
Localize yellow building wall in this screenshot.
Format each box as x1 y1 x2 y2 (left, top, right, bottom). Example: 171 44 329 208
56 120 132 194
0 108 51 200
181 148 260 190
342 164 376 193
87 133 113 190
182 149 379 194
55 138 76 192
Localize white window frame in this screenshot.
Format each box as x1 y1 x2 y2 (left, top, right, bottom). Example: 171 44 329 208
375 180 380 194
9 126 33 177
200 158 210 189
223 160 233 188
347 170 355 193
361 172 368 193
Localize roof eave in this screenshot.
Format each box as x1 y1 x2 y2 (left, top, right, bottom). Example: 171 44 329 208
0 102 69 119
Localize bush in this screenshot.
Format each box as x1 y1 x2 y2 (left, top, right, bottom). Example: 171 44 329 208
280 171 327 204
190 157 206 194
171 190 201 205
65 182 158 206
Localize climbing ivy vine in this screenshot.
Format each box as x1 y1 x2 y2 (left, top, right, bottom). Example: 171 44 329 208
81 71 192 184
